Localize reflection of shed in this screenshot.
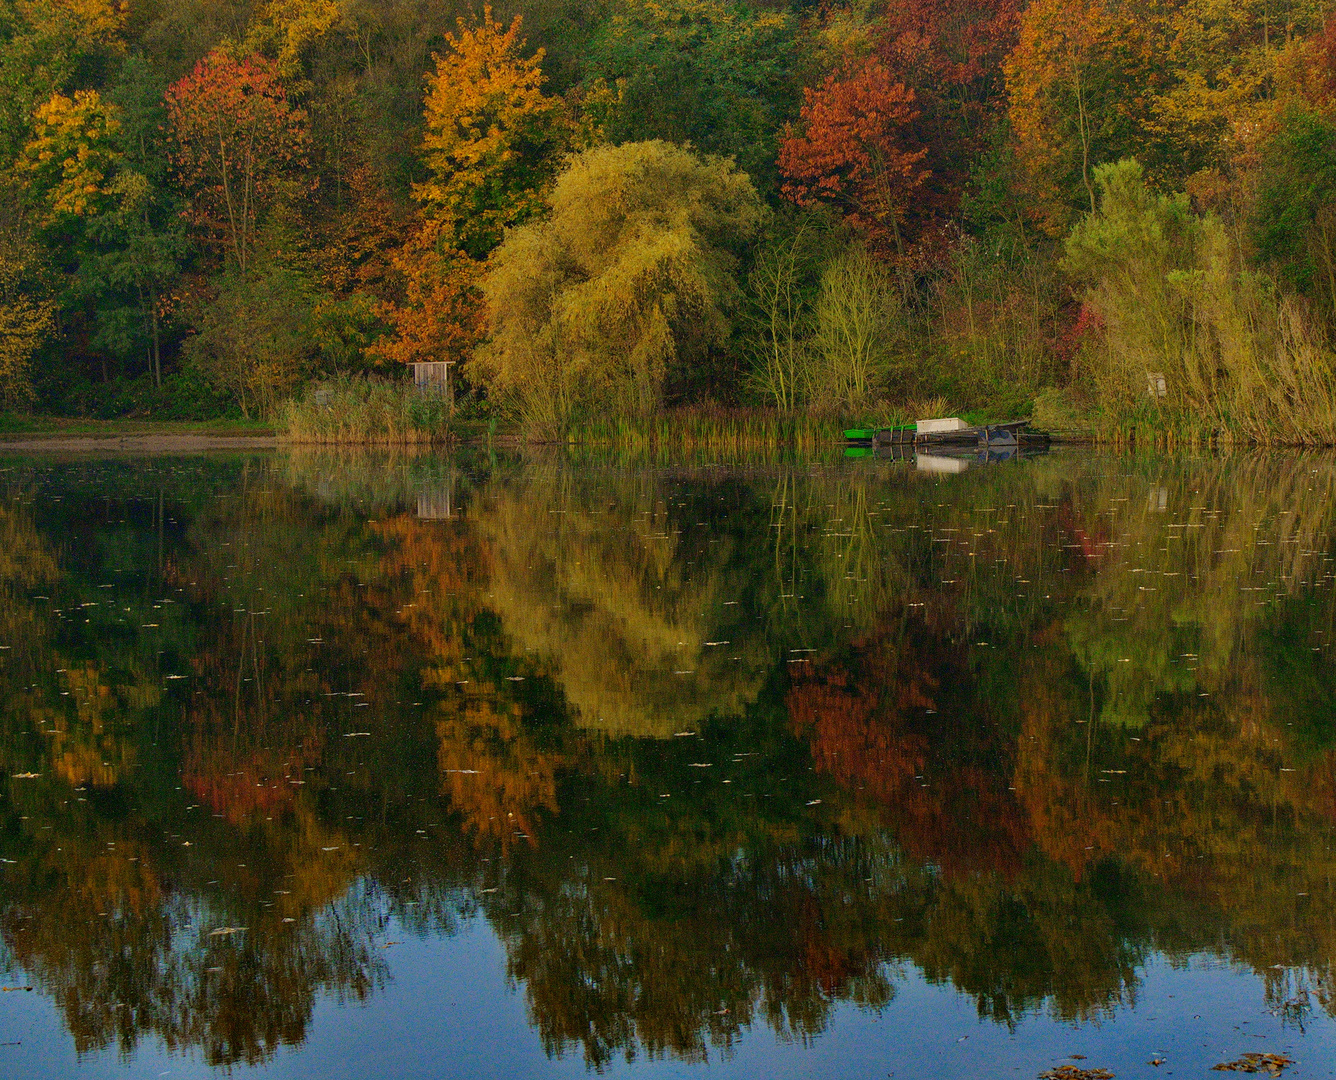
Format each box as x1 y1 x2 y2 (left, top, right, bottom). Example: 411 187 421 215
417 491 454 520
916 454 970 474
417 472 457 520
410 361 455 407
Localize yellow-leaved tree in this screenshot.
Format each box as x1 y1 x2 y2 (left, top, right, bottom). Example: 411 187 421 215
0 0 125 172
474 140 765 430
1007 0 1331 234
0 246 55 406
1005 0 1127 233
414 5 568 258
244 0 343 75
21 89 122 221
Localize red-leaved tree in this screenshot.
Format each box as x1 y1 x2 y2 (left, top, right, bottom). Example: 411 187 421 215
778 58 929 257
781 1 1020 258
166 52 309 271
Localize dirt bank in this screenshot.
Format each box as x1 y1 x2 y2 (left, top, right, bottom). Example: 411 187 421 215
0 434 280 454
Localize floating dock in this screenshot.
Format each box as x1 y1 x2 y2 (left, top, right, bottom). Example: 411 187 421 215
845 418 1050 450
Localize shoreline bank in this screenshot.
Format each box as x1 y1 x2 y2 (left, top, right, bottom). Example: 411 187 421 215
0 433 281 454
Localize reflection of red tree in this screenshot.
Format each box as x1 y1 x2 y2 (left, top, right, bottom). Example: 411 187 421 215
184 745 320 823
788 667 927 793
1057 497 1111 567
788 626 1030 881
172 600 328 825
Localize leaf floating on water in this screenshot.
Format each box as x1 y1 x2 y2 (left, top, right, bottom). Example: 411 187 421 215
320 846 341 851
1212 1054 1295 1075
1039 1068 1114 1080
10 773 40 779
687 763 712 768
208 926 247 936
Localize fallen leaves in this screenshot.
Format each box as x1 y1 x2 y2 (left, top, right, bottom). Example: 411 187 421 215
1039 1069 1114 1080
1212 1054 1294 1075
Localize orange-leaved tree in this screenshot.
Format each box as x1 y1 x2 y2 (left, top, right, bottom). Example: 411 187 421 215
379 7 566 370
779 57 929 258
374 219 483 368
414 5 568 259
1005 0 1137 233
165 51 309 271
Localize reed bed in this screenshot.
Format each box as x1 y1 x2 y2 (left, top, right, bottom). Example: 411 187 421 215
279 374 453 445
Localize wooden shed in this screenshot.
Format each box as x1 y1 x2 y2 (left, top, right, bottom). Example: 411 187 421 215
410 361 455 407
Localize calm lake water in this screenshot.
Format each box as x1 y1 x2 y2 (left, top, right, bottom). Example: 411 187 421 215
2 447 1335 1079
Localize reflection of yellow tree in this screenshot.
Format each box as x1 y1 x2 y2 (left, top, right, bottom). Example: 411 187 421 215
1057 454 1336 728
474 467 769 737
0 503 58 671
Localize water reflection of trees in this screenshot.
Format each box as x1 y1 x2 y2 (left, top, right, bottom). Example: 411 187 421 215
0 451 1334 1068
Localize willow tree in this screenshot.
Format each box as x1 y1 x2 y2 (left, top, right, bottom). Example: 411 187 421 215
473 140 764 429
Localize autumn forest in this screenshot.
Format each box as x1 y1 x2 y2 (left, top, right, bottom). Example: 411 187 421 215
2 0 1336 442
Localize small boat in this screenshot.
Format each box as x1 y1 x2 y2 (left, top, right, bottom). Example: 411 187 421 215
872 427 915 446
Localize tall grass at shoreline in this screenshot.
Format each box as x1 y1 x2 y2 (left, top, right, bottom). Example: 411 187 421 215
279 375 453 444
1066 161 1336 449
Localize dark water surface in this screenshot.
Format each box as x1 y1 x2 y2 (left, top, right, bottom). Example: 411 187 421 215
1 448 1335 1079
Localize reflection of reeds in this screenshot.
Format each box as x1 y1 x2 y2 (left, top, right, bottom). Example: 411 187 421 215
565 407 852 458
276 446 469 512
